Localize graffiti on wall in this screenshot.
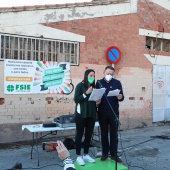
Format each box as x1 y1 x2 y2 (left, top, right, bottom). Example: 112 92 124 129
55 97 74 104
154 81 164 89
45 96 74 104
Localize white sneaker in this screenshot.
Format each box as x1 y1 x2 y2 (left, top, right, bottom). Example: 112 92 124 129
83 154 95 163
76 156 85 166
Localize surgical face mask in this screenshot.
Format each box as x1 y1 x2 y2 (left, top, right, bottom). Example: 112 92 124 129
105 75 113 81
88 77 95 84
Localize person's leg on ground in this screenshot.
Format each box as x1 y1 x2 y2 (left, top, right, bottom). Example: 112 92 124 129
98 113 109 161
83 117 95 163
109 109 122 163
75 113 86 165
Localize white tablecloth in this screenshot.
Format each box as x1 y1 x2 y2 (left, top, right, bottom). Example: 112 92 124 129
22 122 99 133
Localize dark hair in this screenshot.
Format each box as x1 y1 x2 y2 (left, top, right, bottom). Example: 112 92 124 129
83 69 95 88
104 66 115 71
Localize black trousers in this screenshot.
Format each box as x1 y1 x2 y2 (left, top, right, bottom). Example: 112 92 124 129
98 109 119 157
75 113 95 155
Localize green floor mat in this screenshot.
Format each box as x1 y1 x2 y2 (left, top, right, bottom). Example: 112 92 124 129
74 158 128 170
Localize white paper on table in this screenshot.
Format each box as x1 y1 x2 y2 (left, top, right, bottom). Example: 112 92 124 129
107 89 120 97
88 88 106 101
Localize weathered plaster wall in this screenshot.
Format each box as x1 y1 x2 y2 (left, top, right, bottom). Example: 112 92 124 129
0 0 137 41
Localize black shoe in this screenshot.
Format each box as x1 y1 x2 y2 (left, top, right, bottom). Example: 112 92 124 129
101 154 108 161
111 156 123 163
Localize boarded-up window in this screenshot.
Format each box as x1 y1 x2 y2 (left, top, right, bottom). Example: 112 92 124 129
0 33 79 65
162 40 170 52
146 37 170 52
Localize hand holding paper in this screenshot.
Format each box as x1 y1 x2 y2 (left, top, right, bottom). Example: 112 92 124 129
85 86 93 95
89 88 106 101
117 94 123 100
107 89 120 97
96 99 101 105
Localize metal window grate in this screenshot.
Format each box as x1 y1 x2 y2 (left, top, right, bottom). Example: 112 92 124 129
0 33 79 65
146 37 170 52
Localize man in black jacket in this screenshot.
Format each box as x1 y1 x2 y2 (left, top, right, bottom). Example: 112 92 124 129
96 66 124 163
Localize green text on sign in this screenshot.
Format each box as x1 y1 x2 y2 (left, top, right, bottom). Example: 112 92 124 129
44 79 63 88
44 67 63 76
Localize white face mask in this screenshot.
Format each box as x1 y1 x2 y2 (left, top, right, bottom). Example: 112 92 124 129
105 75 113 81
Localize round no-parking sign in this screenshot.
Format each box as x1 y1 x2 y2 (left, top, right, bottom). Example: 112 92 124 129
106 46 122 64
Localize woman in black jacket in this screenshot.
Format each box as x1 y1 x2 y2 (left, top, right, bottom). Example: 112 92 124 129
74 69 100 166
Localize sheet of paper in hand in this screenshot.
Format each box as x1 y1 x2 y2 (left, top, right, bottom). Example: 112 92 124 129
89 88 106 101
107 89 120 97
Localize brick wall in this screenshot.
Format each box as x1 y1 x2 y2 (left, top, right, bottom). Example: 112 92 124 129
45 14 152 69
43 12 153 128
138 1 170 33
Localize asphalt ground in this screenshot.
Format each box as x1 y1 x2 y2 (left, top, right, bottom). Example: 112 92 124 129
0 123 170 170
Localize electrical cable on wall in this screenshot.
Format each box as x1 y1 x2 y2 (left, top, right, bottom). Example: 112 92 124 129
144 0 164 29
143 0 165 59
134 8 165 59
